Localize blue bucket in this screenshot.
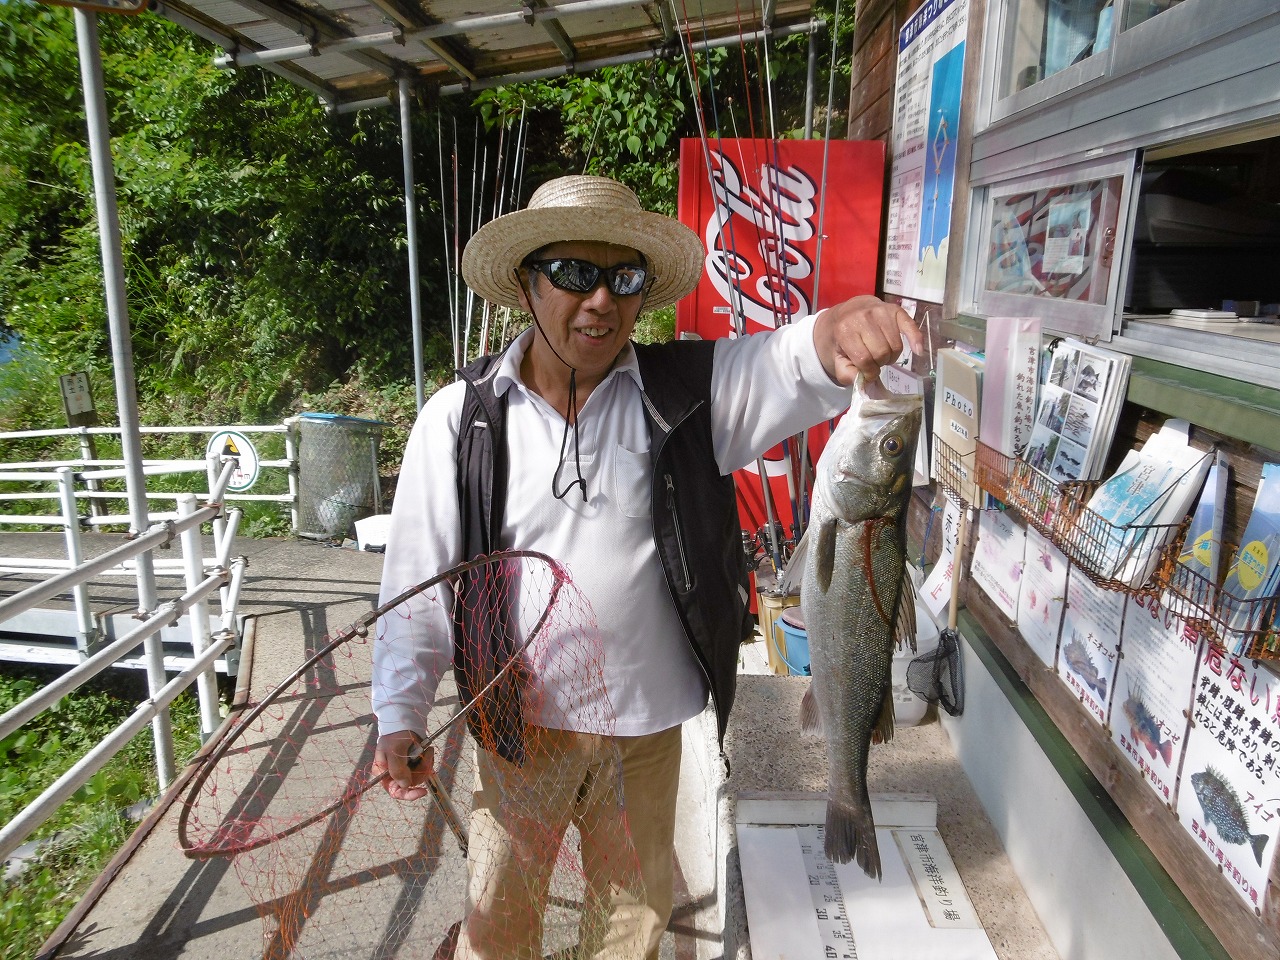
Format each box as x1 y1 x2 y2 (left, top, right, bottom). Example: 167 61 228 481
773 618 811 676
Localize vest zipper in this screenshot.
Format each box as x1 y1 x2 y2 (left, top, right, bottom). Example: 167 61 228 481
664 473 693 593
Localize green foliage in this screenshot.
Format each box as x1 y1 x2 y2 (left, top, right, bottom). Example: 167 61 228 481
0 667 203 959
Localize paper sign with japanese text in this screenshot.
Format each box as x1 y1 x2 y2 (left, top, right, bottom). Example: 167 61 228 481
1177 645 1280 908
1111 595 1200 806
1055 570 1125 725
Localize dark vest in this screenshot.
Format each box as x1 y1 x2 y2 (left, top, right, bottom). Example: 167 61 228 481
455 339 752 763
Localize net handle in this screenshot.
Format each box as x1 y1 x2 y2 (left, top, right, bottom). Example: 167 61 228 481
177 549 566 858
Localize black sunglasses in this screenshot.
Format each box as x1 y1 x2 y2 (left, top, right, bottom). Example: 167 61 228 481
524 258 650 297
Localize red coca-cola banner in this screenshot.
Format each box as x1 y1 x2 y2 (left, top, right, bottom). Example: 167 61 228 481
675 138 886 564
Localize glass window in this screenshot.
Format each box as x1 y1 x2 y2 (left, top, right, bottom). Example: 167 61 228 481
1123 0 1188 30
999 0 1115 98
968 156 1136 340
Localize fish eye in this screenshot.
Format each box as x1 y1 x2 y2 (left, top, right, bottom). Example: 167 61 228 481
881 434 904 457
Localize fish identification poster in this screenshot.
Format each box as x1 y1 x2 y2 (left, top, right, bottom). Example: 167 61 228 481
883 0 969 303
1177 645 1280 909
1055 570 1125 725
1016 526 1069 668
1110 595 1200 806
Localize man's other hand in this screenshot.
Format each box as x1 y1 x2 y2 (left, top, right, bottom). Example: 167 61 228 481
374 730 434 801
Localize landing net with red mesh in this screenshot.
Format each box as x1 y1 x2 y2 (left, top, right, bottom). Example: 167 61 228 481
178 550 644 959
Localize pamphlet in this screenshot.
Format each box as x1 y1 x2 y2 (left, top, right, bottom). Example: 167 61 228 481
1023 338 1130 483
1084 420 1212 587
1176 451 1229 587
978 316 1041 458
932 348 984 505
1221 463 1280 654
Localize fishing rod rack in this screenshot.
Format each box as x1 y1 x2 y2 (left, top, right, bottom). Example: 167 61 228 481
971 440 1280 662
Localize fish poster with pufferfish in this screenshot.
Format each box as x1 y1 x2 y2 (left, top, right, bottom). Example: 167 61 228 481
1110 595 1200 806
1055 570 1126 725
1176 645 1280 909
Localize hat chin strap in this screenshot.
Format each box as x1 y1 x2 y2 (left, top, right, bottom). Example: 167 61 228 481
514 267 586 503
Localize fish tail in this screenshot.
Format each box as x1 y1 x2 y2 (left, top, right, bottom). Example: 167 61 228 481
1159 739 1173 766
1252 832 1269 867
824 799 881 880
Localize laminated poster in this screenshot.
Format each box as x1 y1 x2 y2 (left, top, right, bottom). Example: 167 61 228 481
1177 646 1280 910
1110 595 1200 806
1016 526 1069 669
1055 570 1125 725
970 509 1025 622
883 0 969 303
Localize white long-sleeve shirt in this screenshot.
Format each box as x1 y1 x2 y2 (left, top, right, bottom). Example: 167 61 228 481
372 312 852 739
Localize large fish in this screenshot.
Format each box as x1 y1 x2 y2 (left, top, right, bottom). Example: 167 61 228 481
781 386 921 878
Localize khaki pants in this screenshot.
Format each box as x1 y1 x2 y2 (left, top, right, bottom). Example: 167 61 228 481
455 724 682 960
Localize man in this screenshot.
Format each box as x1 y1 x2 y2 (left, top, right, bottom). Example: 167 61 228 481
372 174 921 958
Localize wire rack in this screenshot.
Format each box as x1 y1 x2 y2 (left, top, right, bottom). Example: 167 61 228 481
974 440 1280 660
932 436 978 509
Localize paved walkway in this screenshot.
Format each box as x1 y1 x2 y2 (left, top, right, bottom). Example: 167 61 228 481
0 532 1058 960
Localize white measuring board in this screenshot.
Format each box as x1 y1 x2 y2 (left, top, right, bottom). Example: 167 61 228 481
737 793 999 960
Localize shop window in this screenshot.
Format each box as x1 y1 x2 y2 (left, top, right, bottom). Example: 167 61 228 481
1125 132 1280 317
968 157 1134 340
1122 0 1187 30
998 0 1113 99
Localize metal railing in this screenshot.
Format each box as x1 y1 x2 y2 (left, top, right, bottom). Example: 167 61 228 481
0 460 247 865
0 422 298 531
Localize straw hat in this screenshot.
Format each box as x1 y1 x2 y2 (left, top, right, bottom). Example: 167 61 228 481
461 175 705 312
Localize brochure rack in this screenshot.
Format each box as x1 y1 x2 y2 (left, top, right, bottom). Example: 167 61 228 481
974 440 1280 660
973 440 1182 588
932 437 978 509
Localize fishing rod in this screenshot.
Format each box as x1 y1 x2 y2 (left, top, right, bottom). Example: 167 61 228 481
673 0 788 574
438 112 458 368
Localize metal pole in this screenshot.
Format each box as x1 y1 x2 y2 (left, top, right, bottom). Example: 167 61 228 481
57 467 98 656
74 10 173 786
804 27 818 140
399 78 426 413
178 494 219 740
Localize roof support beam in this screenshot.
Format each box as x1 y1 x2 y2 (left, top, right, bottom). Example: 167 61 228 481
327 16 825 110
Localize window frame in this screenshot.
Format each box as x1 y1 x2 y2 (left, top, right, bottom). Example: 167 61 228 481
964 154 1139 340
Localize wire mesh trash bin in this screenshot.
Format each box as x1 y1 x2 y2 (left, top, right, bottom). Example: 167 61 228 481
296 413 385 541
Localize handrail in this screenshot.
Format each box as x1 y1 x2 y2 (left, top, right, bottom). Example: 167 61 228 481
0 509 212 625
0 562 237 741
0 451 248 864
0 627 237 864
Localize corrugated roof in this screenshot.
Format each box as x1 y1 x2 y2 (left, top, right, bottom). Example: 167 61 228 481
151 0 820 108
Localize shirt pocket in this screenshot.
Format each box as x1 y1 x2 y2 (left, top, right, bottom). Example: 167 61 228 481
611 445 652 519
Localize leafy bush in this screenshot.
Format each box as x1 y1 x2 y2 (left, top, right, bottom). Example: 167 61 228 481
0 667 203 959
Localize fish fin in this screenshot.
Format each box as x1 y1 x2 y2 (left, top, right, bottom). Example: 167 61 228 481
871 686 895 745
823 798 881 880
778 527 809 596
1159 739 1174 767
1252 832 1269 867
800 683 824 738
1097 677 1108 701
895 571 917 655
814 518 838 593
